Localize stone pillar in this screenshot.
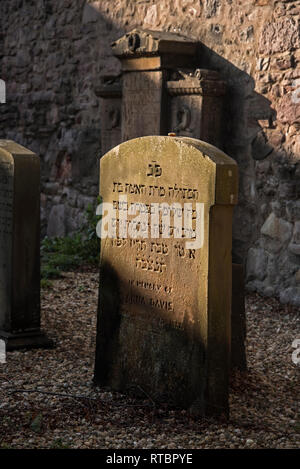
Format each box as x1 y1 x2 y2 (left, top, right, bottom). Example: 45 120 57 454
167 69 226 149
0 140 53 350
111 29 197 141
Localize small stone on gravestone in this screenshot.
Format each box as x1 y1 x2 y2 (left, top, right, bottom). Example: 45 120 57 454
0 140 53 350
94 136 238 416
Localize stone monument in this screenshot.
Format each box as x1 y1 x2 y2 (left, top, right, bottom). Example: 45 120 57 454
94 135 238 416
0 140 52 350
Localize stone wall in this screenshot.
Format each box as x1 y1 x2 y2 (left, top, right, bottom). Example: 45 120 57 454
0 0 299 305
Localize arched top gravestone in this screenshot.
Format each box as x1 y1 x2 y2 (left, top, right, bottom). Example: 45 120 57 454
95 136 238 416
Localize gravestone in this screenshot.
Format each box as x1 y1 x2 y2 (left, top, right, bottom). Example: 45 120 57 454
0 140 52 350
94 135 238 416
111 29 225 145
166 68 225 149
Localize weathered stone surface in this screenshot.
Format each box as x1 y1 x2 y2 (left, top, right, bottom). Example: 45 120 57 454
259 17 300 54
277 93 300 126
82 3 101 24
0 140 52 350
166 69 226 96
113 32 210 144
95 136 238 416
289 243 300 256
246 247 268 281
112 34 226 161
121 70 168 141
167 69 225 148
112 29 197 59
251 130 273 160
274 55 294 71
285 200 300 223
280 287 300 307
261 213 293 243
288 221 300 256
47 204 66 238
111 41 226 158
204 0 220 18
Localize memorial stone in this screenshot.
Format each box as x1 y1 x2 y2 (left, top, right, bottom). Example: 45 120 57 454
0 140 52 350
95 135 238 416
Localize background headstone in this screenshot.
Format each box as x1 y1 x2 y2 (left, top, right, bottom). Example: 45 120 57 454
110 29 225 147
0 140 52 350
167 68 225 149
112 30 197 142
95 136 238 416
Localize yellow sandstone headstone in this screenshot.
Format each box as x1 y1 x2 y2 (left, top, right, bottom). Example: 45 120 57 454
94 136 238 416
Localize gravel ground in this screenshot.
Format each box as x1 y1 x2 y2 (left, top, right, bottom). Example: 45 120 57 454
0 269 299 449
